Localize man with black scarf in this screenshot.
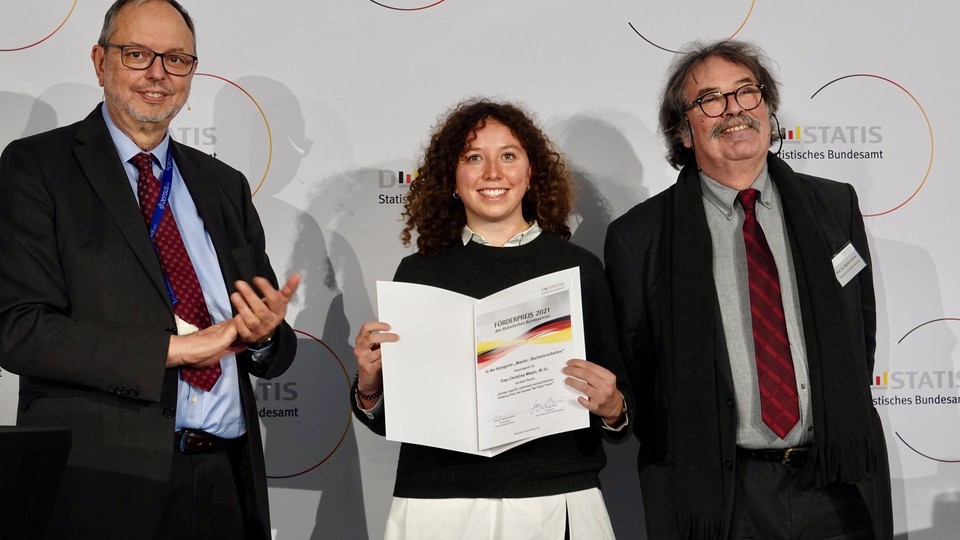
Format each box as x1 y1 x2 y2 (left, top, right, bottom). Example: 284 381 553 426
604 40 893 539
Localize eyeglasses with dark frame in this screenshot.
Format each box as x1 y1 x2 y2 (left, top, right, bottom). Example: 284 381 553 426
100 42 198 76
685 84 765 118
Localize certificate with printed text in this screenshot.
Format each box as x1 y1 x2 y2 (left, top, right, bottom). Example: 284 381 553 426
376 268 588 457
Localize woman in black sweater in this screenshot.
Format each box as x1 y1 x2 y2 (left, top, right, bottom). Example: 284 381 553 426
351 99 633 539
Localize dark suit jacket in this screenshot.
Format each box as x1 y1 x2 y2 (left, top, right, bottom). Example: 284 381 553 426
604 154 892 539
0 106 296 539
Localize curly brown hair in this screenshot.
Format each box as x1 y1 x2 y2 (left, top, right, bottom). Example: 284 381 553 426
401 98 574 255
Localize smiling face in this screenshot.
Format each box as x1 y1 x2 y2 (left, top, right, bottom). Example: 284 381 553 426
91 0 195 147
454 119 532 243
682 55 771 186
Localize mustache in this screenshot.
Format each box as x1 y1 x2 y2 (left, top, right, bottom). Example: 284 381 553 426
709 114 762 140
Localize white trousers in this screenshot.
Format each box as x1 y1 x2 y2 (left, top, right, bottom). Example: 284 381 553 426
384 488 615 540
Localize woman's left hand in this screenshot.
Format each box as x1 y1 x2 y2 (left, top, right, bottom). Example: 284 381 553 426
563 359 624 422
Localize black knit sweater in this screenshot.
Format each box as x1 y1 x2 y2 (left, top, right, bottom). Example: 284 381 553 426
351 233 632 499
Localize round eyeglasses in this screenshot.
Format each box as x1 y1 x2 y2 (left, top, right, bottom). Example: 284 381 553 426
685 84 764 118
101 43 198 76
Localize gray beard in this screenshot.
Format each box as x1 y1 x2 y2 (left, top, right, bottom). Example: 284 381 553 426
111 94 184 124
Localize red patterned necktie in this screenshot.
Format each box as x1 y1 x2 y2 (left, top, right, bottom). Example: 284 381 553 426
737 189 799 439
132 152 221 392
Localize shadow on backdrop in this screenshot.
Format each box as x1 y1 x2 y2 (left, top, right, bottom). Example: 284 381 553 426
213 76 369 540
0 92 55 144
554 114 649 259
1 82 103 145
554 114 649 539
303 160 429 540
894 488 960 539
853 138 960 537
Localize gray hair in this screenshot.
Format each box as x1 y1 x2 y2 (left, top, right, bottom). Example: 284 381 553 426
658 40 780 170
98 0 195 48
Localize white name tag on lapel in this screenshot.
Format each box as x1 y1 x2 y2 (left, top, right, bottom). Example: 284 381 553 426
832 242 866 287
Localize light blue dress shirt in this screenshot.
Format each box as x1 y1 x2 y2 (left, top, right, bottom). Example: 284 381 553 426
102 103 245 438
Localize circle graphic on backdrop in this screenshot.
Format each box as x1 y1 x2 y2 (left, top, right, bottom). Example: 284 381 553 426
887 318 960 463
0 0 77 52
171 73 273 196
263 330 353 479
627 0 755 53
808 74 933 217
368 0 447 11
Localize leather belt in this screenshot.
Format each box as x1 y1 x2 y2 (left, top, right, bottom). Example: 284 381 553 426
737 446 809 468
175 428 228 454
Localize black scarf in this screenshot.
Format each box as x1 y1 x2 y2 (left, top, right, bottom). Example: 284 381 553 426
671 154 881 539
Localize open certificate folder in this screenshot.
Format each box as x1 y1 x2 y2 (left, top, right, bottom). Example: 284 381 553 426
376 267 589 457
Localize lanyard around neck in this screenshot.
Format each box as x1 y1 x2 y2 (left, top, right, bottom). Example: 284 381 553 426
143 146 180 306
145 145 175 241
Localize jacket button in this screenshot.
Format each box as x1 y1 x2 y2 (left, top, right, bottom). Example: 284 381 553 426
724 460 733 470
726 398 735 408
162 408 175 419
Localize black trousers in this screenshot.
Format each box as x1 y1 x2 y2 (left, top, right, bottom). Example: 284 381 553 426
728 453 874 540
154 435 257 540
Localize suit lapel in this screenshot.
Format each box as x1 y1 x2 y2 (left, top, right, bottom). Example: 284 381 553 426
172 143 239 288
73 107 169 304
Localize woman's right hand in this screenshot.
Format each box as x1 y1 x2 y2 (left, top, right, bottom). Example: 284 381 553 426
353 321 399 403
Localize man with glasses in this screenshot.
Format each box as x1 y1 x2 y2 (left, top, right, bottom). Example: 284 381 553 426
0 1 299 538
605 40 892 539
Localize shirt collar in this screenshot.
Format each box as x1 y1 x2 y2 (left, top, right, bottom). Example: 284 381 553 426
101 102 170 166
461 222 542 247
699 163 772 219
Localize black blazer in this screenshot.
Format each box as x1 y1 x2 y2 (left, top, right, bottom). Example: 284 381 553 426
604 154 892 540
0 106 295 539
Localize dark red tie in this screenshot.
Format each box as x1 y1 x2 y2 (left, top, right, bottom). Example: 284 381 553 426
132 152 221 392
737 189 799 439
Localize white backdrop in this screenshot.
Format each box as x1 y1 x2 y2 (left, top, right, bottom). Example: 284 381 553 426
1 1 958 538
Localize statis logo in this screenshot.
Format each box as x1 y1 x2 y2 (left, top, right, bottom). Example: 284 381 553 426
780 125 882 144
379 169 417 188
874 318 960 463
